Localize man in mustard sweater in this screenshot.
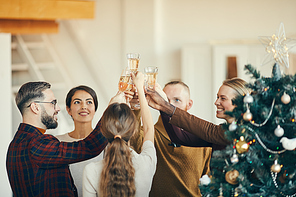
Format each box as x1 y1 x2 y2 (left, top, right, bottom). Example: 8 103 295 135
131 81 212 197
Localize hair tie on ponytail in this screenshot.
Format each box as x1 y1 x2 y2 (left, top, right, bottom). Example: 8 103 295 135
114 135 122 139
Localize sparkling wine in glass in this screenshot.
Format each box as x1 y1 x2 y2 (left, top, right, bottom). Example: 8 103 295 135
118 68 132 92
144 66 158 89
127 53 140 73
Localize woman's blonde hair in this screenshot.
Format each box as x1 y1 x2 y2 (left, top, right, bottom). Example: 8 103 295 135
223 77 250 96
99 103 137 197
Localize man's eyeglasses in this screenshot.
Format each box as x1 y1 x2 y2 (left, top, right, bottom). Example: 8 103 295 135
27 99 58 110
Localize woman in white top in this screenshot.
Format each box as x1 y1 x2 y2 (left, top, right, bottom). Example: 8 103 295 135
83 71 156 197
55 85 102 197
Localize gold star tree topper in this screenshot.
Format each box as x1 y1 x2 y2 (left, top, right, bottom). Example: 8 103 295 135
259 23 296 68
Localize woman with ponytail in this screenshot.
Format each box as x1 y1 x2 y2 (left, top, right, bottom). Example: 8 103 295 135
83 71 156 197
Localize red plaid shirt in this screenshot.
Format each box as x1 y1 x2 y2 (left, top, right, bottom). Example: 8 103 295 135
6 121 107 197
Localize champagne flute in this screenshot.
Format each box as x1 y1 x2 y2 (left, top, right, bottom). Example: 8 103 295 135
144 66 158 89
126 53 140 108
127 53 140 73
118 68 132 92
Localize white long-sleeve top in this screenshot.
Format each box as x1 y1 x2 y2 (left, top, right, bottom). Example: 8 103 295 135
83 140 157 197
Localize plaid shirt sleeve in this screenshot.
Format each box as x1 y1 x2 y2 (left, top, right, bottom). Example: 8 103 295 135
30 120 107 169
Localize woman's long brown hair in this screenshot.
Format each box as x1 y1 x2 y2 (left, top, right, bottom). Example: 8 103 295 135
100 103 137 197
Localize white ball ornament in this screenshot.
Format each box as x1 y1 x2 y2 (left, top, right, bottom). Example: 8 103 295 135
229 121 237 131
243 109 252 121
281 92 291 104
288 172 295 179
231 153 239 164
271 160 281 173
231 149 239 163
243 93 254 103
199 175 211 185
274 125 284 137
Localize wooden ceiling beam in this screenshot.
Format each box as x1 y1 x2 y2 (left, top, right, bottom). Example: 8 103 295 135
0 19 58 34
0 0 95 20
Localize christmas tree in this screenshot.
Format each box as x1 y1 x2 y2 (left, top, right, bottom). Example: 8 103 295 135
200 23 296 196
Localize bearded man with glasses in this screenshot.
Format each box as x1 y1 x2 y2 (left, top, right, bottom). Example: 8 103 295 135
6 81 125 197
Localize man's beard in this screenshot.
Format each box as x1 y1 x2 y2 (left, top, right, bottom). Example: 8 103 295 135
41 109 58 129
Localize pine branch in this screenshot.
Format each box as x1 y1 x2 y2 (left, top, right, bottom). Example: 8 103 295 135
244 64 261 79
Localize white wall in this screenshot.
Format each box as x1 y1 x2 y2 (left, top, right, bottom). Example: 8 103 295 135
0 34 12 196
181 44 212 120
153 0 296 122
51 0 296 124
48 1 125 122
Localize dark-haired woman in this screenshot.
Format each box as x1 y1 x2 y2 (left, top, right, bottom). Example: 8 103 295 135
55 85 101 197
83 72 156 197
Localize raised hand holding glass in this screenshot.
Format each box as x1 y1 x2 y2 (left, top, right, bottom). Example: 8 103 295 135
118 68 132 92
